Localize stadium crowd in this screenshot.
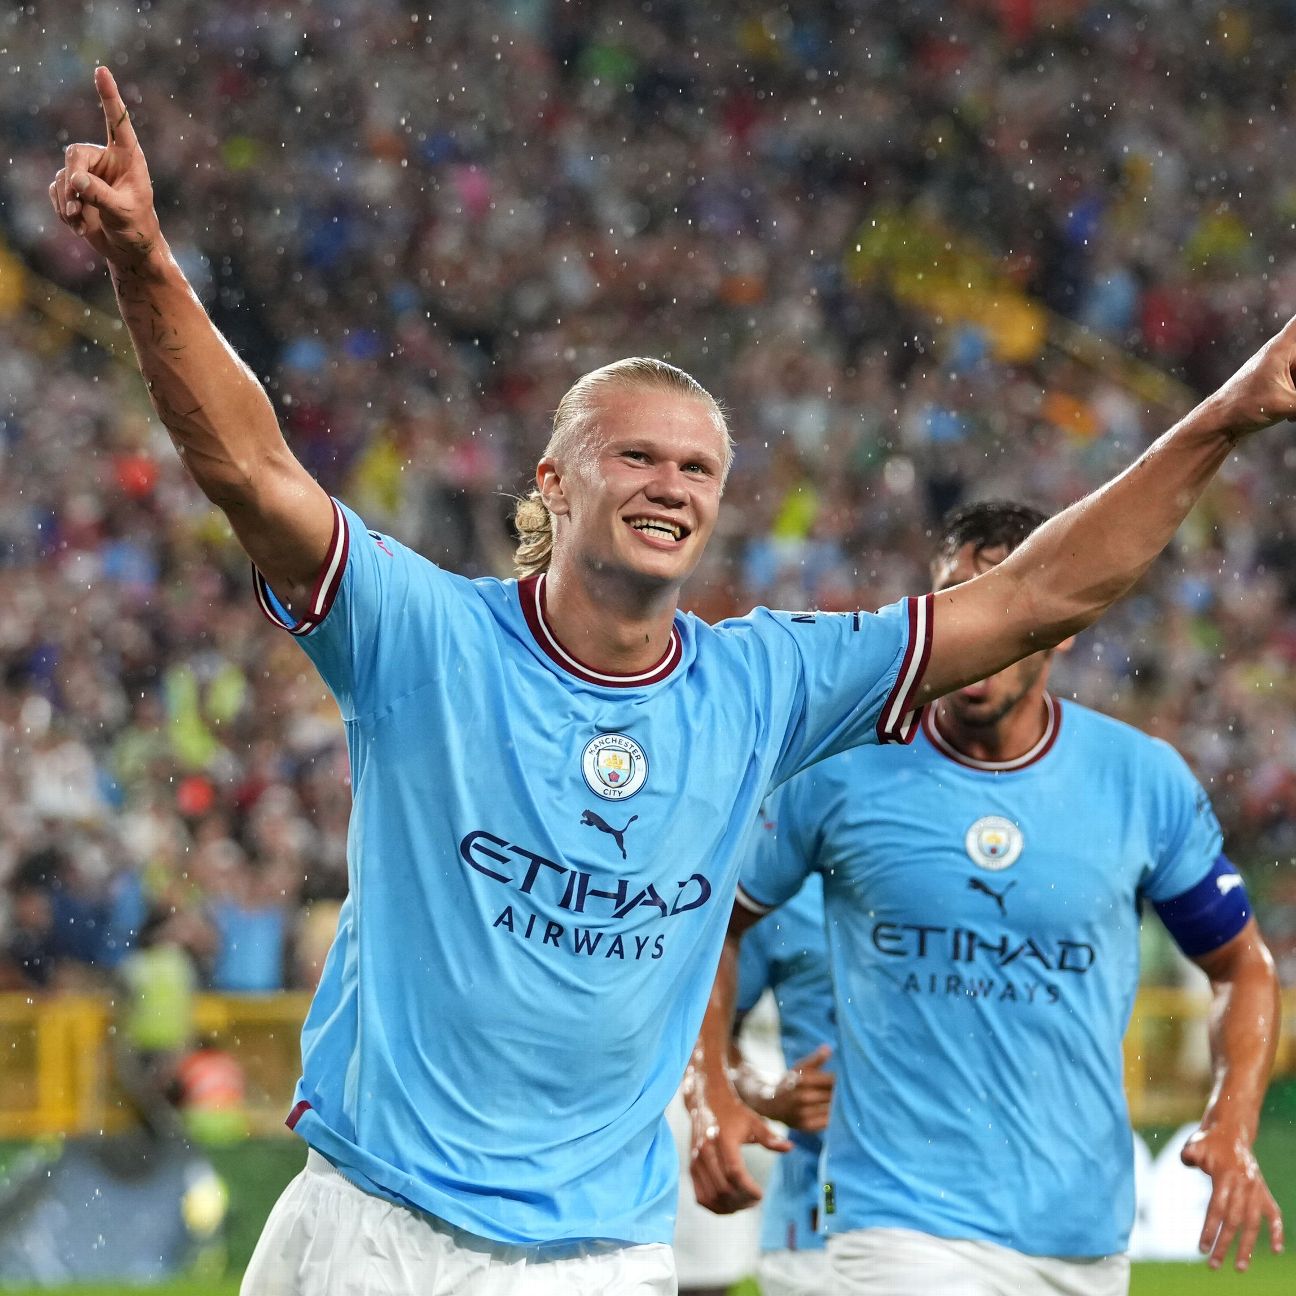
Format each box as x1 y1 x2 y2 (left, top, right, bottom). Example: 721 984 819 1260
2 0 1296 993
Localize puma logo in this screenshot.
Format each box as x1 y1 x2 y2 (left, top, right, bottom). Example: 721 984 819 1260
580 809 639 860
968 877 1016 916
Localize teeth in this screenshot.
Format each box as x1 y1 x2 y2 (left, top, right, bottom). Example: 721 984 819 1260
629 518 682 541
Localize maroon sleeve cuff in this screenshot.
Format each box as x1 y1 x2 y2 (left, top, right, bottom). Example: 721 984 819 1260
253 498 350 637
875 593 933 745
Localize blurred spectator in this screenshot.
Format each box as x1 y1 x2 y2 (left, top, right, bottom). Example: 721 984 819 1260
2 0 1296 990
2 870 58 990
114 905 211 1138
199 840 297 994
175 1038 250 1146
1 846 110 989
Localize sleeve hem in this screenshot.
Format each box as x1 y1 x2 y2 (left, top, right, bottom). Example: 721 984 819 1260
253 498 350 637
735 884 776 917
876 593 933 744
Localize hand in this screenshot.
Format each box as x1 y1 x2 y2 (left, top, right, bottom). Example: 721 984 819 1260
689 1088 791 1215
1181 1123 1285 1271
49 67 162 272
741 1043 834 1132
1205 314 1296 440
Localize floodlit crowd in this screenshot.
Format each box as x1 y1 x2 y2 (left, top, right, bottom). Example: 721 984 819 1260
2 0 1296 992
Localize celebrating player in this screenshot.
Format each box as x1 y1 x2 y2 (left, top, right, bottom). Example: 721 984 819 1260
51 68 1295 1294
688 502 1284 1295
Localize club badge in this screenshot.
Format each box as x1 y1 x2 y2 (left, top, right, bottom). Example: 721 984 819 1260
581 732 648 801
964 815 1023 871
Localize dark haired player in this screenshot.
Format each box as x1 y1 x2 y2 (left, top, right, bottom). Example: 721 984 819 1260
690 502 1283 1294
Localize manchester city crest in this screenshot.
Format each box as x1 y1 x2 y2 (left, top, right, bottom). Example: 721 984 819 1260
581 732 648 801
964 815 1023 871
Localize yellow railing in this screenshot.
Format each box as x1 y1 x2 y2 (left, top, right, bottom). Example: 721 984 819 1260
0 992 312 1140
0 989 1292 1140
1126 986 1296 1127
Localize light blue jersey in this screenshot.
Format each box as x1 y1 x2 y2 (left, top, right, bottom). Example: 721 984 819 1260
738 696 1223 1258
736 874 833 1255
255 500 931 1246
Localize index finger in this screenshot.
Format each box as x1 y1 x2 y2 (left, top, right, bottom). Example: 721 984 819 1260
95 66 137 150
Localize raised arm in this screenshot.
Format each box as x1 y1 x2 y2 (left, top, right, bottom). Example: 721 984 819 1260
919 321 1296 700
49 67 333 602
682 902 791 1215
1179 919 1284 1272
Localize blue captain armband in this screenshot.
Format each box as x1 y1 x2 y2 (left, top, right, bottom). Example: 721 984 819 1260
1152 855 1252 958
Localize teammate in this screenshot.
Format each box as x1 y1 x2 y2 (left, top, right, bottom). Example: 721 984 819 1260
711 873 835 1295
50 67 1296 1294
689 502 1284 1295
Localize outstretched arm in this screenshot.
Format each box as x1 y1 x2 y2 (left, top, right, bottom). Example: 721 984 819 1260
1179 919 1284 1272
919 322 1296 700
49 67 333 603
683 902 791 1215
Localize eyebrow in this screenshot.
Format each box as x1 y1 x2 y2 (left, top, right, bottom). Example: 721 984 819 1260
608 438 723 468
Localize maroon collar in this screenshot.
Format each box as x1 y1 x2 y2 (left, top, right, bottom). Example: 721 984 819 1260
923 694 1062 772
518 573 683 688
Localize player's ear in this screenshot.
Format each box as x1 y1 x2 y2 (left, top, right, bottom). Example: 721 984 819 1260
1055 635 1076 655
537 457 570 517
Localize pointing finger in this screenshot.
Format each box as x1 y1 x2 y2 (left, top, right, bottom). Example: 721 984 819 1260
95 66 138 150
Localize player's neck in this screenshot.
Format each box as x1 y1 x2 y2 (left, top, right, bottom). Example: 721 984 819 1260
934 690 1052 765
541 565 680 676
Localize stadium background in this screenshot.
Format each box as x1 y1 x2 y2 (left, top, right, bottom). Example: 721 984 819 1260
1 0 1295 1290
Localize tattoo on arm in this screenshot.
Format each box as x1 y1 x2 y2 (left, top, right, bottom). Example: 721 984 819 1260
144 381 203 425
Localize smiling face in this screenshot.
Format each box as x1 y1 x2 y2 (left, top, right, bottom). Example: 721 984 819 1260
538 383 728 594
932 542 1056 728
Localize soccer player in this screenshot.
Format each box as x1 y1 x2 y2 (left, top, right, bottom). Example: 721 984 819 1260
688 502 1285 1295
702 872 836 1296
51 68 1295 1293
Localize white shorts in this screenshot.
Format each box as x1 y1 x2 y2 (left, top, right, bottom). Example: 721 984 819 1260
756 1245 832 1295
242 1151 678 1295
827 1227 1130 1296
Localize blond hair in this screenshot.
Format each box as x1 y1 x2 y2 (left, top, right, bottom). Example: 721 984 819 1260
512 357 731 577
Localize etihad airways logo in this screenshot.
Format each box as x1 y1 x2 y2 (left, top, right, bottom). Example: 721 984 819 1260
873 920 1096 1008
459 828 713 962
872 922 1095 972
